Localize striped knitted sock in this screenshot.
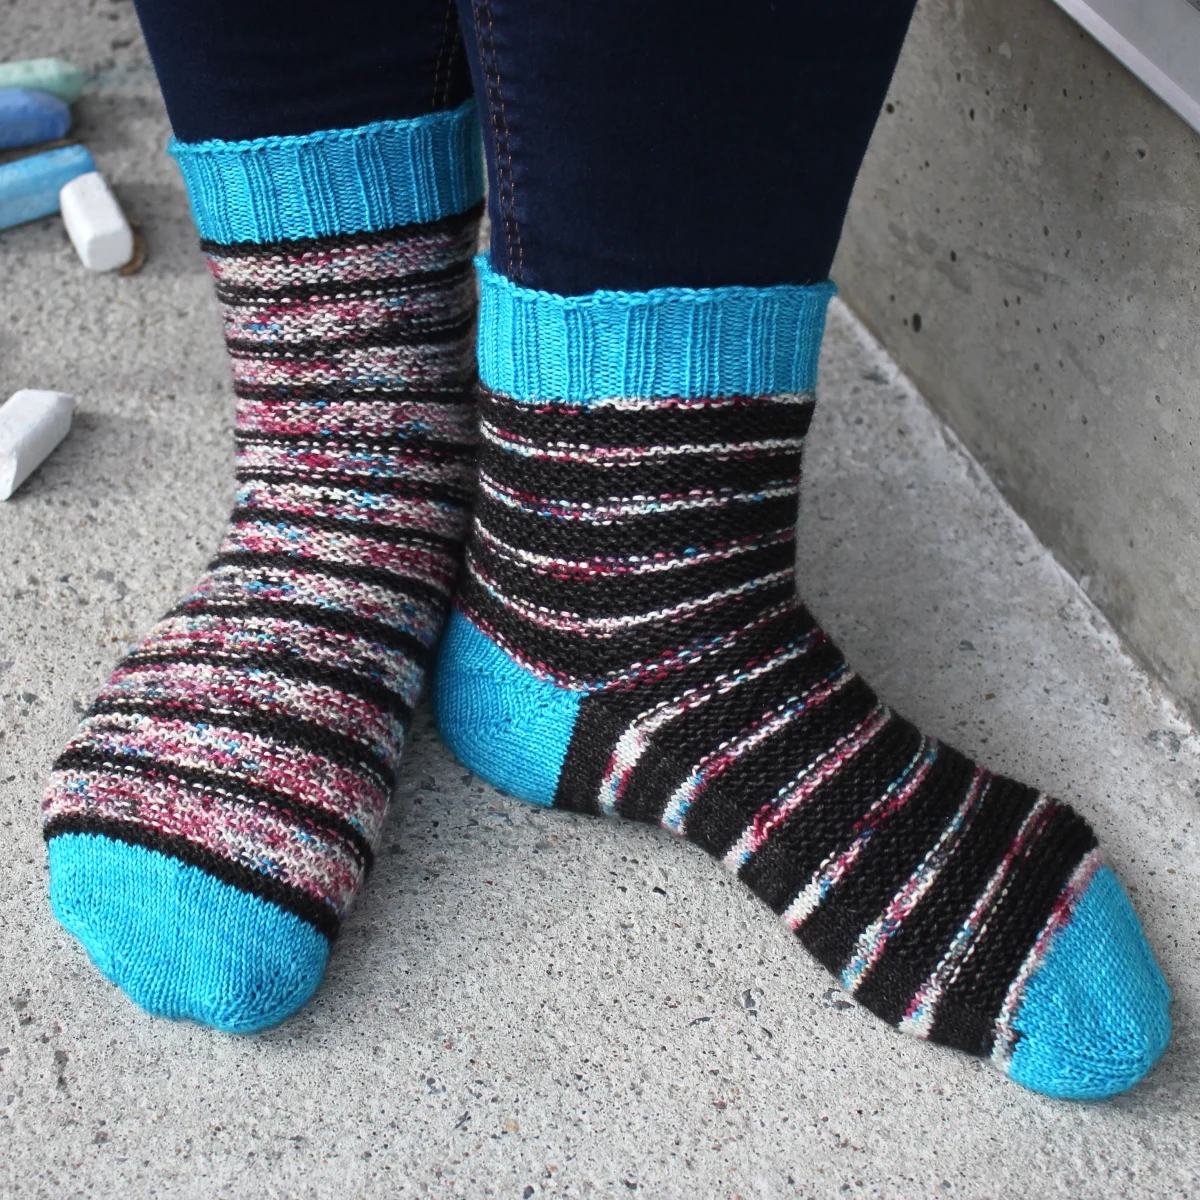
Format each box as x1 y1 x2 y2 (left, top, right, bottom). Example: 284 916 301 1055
42 103 483 1032
434 260 1170 1100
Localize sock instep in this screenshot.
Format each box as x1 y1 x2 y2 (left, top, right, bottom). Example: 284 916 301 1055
42 104 483 1032
434 258 1170 1100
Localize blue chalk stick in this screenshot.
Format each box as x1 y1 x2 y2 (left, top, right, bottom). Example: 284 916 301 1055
0 89 71 151
0 144 95 230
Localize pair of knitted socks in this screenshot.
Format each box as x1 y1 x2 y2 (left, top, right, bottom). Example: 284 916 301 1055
42 108 1168 1099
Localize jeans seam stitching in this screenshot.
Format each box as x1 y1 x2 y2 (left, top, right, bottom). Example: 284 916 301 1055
471 0 510 273
431 0 455 109
479 0 523 280
443 26 464 107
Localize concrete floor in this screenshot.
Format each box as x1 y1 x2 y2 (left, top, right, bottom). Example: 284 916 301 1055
2 5 1200 1197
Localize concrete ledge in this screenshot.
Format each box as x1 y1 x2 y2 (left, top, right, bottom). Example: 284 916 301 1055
834 0 1200 721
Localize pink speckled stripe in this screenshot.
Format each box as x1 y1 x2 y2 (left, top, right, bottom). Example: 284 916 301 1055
236 398 475 440
50 768 364 912
232 479 471 541
208 222 476 290
135 615 426 704
74 712 390 841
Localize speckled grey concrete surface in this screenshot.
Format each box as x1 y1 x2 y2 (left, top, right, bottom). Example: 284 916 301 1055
834 0 1200 725
2 5 1200 1198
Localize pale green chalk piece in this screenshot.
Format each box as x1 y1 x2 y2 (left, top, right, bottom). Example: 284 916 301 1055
0 59 84 105
0 143 95 230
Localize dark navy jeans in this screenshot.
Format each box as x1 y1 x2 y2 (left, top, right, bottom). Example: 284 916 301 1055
134 0 917 292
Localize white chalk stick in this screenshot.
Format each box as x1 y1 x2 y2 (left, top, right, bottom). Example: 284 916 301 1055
0 389 74 500
59 170 133 271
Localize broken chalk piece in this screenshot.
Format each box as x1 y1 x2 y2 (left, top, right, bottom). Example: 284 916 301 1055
0 390 74 500
0 59 83 105
0 89 71 151
60 171 133 271
0 142 94 230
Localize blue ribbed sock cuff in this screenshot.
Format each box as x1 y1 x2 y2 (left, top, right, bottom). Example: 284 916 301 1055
476 255 836 403
169 100 484 244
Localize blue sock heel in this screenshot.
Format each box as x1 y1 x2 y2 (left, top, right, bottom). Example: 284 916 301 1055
433 608 580 807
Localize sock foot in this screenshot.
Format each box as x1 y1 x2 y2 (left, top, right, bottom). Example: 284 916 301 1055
434 261 1170 1099
437 608 1170 1100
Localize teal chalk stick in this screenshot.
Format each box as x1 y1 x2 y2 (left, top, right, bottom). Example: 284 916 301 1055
0 89 72 151
0 144 95 230
0 59 83 105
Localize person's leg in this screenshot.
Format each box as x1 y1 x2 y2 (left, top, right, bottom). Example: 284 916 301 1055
42 0 482 1032
435 0 1170 1099
460 0 915 292
134 0 472 141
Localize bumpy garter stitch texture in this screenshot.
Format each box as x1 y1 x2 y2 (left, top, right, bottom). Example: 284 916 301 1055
44 203 480 954
435 266 1170 1099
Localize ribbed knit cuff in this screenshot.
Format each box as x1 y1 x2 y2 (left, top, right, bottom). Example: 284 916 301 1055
476 255 836 403
169 100 483 244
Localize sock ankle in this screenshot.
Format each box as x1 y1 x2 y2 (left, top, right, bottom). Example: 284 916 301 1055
42 104 483 1032
434 256 1170 1099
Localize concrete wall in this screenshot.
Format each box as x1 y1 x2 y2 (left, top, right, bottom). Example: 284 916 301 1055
833 0 1200 719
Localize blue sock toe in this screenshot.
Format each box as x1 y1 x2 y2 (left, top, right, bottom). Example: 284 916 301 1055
48 834 330 1033
1008 866 1170 1099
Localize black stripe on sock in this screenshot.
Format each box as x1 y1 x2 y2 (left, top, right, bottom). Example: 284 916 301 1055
166 598 431 667
44 814 340 940
587 603 817 710
796 744 976 976
731 711 919 915
477 444 802 509
85 698 395 792
226 506 465 555
233 383 476 407
851 774 1041 1027
554 635 857 831
478 386 815 447
460 571 798 687
214 257 475 307
118 649 413 724
554 698 632 816
472 492 799 564
199 200 484 258
613 637 851 827
927 803 1097 1055
469 532 796 622
235 429 475 455
687 676 883 863
236 469 473 509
